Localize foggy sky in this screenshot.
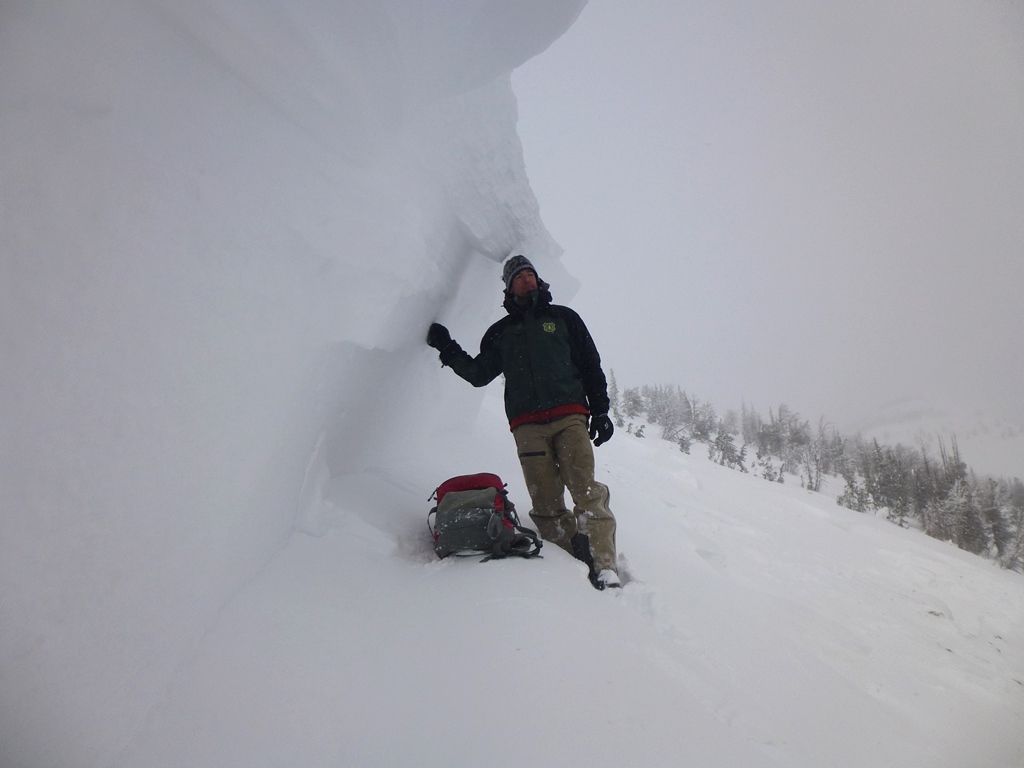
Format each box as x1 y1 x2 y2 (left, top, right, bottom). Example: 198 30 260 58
512 0 1024 428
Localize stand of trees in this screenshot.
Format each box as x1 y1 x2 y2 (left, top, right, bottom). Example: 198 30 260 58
608 372 1024 572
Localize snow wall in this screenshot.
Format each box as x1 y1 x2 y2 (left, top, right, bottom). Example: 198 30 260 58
0 2 585 764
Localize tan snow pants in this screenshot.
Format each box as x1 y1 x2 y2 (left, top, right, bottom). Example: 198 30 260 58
512 414 617 572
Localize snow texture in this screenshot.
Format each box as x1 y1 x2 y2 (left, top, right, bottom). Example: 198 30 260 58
1 2 1022 767
0 1 579 764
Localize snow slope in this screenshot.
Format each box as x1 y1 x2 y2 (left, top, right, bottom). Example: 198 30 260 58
114 388 1024 767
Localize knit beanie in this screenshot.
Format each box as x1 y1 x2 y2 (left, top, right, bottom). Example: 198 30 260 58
502 255 538 292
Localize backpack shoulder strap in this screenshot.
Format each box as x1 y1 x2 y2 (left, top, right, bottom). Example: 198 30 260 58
480 510 543 561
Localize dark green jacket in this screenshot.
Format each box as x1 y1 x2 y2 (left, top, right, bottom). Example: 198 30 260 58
439 284 610 428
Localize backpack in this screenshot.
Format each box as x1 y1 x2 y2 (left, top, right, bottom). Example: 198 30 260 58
427 473 542 561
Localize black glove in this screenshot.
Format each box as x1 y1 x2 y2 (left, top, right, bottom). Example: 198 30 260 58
426 322 452 351
589 413 614 446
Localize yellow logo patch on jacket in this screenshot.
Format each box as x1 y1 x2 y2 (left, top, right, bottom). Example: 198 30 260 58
543 322 557 333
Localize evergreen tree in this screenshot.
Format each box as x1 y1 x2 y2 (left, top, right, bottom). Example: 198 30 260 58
977 478 1013 561
802 419 840 493
924 479 971 544
608 369 624 427
1000 480 1024 572
953 480 991 555
938 436 968 488
755 447 782 483
622 387 643 419
652 385 689 442
837 473 870 512
691 399 717 443
741 402 762 447
721 409 740 437
759 407 783 458
708 421 746 471
875 442 916 526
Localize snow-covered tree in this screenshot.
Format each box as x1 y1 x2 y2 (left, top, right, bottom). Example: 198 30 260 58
608 369 625 427
708 421 746 471
622 387 643 419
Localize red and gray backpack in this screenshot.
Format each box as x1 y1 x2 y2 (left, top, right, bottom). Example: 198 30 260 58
428 473 542 561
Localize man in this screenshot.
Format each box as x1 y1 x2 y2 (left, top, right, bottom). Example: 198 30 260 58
426 255 620 589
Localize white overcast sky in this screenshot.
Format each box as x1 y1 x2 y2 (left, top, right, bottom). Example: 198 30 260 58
512 0 1024 428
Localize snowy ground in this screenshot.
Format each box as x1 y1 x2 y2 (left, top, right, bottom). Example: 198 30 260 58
114 386 1024 768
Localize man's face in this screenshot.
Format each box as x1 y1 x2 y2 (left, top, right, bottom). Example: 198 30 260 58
510 268 538 299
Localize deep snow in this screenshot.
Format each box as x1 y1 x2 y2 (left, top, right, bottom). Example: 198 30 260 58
2 2 1022 766
111 388 1024 767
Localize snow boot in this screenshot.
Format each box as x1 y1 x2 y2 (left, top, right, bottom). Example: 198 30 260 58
571 531 619 590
